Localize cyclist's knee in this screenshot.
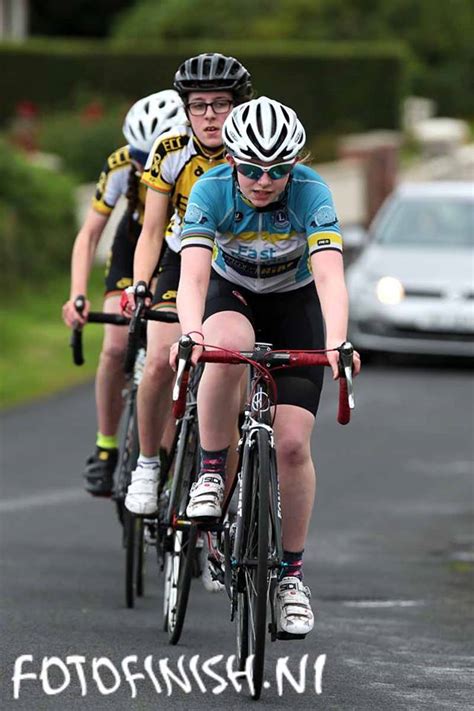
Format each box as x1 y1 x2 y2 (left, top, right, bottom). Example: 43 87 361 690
277 435 310 471
99 343 126 368
144 349 174 382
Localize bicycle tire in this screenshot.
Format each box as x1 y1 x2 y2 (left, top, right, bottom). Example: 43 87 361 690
136 518 145 597
165 523 198 645
237 427 271 700
125 512 145 608
162 411 199 643
115 393 139 526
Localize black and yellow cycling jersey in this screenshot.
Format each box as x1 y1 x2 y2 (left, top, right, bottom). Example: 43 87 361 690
141 125 226 252
93 145 147 225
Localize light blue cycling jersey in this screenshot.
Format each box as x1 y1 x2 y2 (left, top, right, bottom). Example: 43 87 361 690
180 163 343 293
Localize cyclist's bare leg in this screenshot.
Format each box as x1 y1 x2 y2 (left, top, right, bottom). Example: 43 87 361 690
137 319 181 456
95 295 128 436
224 374 247 497
198 311 254 453
160 414 176 455
273 405 316 552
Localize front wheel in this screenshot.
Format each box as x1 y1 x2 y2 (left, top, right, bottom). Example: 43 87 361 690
124 510 144 609
235 428 271 699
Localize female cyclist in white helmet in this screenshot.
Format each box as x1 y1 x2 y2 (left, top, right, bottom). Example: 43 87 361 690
171 96 361 637
62 90 186 497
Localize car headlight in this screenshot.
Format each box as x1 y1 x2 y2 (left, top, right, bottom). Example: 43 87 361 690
376 276 405 305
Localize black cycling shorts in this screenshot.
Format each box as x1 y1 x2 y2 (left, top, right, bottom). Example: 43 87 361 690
105 214 164 298
151 246 180 311
104 214 141 296
203 272 325 415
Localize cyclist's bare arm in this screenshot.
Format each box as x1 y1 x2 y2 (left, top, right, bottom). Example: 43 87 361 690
63 208 109 327
175 246 212 361
310 250 353 378
132 188 169 287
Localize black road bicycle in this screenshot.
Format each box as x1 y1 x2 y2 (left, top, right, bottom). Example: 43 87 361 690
173 335 355 699
161 336 203 644
70 296 178 609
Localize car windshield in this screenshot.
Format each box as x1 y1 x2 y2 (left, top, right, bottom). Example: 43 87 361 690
376 197 474 248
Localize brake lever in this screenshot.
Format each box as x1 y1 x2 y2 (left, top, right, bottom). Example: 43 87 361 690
172 335 194 401
339 341 355 409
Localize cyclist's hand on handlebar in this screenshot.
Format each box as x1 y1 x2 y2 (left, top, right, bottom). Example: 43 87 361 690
62 297 90 328
327 341 362 379
169 334 204 371
120 281 152 316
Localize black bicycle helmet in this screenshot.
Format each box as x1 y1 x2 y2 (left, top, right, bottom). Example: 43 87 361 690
174 52 253 103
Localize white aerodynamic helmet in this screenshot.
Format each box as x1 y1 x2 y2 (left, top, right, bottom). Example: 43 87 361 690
122 89 186 153
223 96 306 163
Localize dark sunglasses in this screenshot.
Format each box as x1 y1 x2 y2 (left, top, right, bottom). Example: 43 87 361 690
234 158 295 181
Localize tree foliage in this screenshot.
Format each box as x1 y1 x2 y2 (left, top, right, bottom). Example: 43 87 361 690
111 0 473 55
110 0 473 114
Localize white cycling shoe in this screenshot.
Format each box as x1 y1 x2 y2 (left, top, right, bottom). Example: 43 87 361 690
276 576 314 639
125 463 159 515
186 473 224 519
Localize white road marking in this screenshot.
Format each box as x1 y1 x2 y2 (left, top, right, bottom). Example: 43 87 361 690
342 600 424 608
0 488 86 512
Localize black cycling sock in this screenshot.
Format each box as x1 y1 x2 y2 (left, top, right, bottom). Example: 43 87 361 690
280 549 304 580
200 446 229 482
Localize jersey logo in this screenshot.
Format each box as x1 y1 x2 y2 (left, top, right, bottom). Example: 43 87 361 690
161 136 185 153
149 134 190 177
116 277 133 289
311 205 337 227
95 171 107 200
150 153 162 176
184 204 208 224
317 238 331 247
234 211 243 223
272 210 290 229
107 147 129 170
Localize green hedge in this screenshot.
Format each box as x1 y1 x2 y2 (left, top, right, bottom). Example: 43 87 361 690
0 39 408 138
36 105 126 183
0 140 77 285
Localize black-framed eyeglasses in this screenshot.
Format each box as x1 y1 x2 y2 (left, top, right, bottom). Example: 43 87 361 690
187 99 233 116
234 158 295 181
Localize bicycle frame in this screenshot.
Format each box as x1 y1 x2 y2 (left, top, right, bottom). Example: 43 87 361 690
229 343 283 583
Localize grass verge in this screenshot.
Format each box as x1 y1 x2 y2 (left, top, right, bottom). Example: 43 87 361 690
1 267 107 409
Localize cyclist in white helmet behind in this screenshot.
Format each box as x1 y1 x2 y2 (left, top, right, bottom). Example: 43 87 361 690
62 90 186 497
171 96 361 637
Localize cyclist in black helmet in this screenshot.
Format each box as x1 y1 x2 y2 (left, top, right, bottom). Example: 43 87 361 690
122 55 253 542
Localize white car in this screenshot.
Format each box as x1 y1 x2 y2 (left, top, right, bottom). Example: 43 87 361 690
346 182 474 357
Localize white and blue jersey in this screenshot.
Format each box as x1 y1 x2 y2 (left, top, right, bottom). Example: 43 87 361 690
181 163 343 293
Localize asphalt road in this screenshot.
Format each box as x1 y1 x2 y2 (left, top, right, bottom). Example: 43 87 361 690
1 361 473 710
